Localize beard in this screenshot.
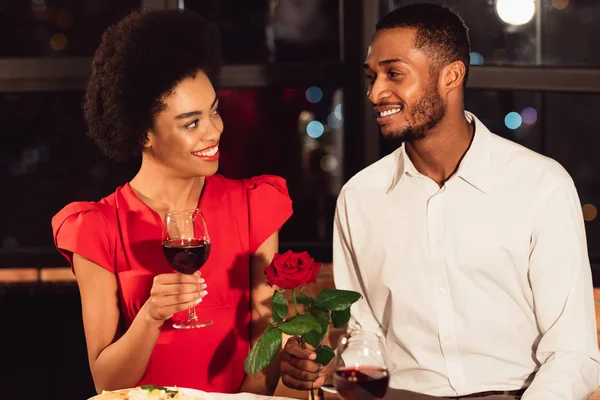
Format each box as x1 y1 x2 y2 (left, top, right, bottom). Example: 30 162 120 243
381 86 446 144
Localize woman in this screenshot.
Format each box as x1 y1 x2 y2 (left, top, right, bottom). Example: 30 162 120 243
51 9 292 395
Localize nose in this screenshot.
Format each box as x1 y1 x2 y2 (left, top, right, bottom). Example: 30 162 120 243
204 115 223 144
368 76 391 105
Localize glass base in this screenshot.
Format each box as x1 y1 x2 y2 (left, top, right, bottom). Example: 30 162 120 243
172 319 214 329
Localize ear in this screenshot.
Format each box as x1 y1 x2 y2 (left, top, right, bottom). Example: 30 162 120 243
142 130 153 150
440 60 466 93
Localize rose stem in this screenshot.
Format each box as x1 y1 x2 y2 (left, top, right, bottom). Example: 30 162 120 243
292 288 300 315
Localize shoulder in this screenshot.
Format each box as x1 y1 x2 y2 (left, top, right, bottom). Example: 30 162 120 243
339 150 400 202
51 190 121 242
488 132 574 191
210 173 290 197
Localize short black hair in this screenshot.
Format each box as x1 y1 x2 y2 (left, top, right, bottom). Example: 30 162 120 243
376 3 470 86
84 9 222 161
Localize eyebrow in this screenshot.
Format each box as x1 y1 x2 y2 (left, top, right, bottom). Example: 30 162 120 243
174 96 219 120
363 58 409 69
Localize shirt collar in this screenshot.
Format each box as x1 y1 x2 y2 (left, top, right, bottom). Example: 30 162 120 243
387 111 492 194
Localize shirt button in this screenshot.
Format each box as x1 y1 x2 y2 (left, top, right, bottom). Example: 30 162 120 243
438 288 445 294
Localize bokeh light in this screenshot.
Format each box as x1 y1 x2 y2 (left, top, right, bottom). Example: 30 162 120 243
521 107 538 125
552 0 569 10
582 204 597 222
306 121 324 138
470 52 484 66
306 86 323 103
50 33 68 51
327 112 343 129
334 104 343 120
496 0 535 26
504 112 522 130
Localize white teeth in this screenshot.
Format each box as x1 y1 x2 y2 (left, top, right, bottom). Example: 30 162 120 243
379 108 401 117
193 145 219 157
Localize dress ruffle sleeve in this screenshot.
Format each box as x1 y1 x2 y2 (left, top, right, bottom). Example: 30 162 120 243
246 175 293 254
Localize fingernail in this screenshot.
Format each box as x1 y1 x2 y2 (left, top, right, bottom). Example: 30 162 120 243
194 298 202 305
200 290 208 297
201 283 207 290
199 278 205 283
309 353 317 360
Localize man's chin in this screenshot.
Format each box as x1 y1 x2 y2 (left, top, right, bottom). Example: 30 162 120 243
379 124 407 139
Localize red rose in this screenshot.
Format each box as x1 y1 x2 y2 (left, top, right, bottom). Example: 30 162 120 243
265 250 320 289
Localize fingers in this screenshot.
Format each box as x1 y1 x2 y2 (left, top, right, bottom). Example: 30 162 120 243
154 271 203 285
281 358 321 381
151 291 205 308
280 337 326 391
281 351 322 373
152 298 203 320
281 366 326 390
284 337 317 360
151 282 206 296
147 272 209 321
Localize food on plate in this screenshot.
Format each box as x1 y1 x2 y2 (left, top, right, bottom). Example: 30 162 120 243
96 385 197 400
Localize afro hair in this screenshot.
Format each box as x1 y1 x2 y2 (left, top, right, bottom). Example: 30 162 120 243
83 9 222 161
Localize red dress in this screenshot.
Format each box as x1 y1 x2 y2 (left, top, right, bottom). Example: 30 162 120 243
51 174 293 392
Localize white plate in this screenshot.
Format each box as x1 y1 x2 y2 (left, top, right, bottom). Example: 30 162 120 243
88 387 210 400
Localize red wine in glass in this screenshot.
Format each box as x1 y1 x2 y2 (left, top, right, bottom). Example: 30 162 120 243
334 366 390 400
333 332 390 400
162 238 211 274
162 208 213 329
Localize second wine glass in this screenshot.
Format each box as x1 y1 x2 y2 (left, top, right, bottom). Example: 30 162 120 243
162 208 213 329
333 331 390 400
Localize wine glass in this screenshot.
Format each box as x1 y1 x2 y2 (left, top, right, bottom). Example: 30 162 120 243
162 208 213 329
333 331 390 400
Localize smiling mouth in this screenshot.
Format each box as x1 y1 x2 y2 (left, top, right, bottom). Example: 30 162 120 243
375 107 403 125
191 144 219 160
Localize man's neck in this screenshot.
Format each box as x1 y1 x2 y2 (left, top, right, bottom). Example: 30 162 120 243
405 110 474 187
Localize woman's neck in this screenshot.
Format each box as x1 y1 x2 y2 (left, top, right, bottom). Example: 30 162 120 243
129 156 205 216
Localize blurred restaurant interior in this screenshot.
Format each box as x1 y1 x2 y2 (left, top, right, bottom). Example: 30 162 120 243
1 0 599 398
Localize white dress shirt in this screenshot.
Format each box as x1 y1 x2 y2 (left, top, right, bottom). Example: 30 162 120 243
333 112 600 399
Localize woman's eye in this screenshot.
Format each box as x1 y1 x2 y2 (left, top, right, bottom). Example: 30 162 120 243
185 120 198 129
211 108 220 116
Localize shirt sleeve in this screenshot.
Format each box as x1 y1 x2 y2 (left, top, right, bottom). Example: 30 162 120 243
51 202 114 274
333 190 386 341
247 175 293 254
522 177 600 400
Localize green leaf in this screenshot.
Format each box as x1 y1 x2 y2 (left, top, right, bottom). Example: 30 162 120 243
331 307 351 328
272 291 289 323
302 329 324 348
244 325 282 376
296 293 315 306
311 306 330 331
278 313 322 336
315 289 362 311
141 386 178 398
302 306 330 348
315 345 336 366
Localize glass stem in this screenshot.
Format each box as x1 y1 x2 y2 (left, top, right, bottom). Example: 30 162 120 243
188 305 198 321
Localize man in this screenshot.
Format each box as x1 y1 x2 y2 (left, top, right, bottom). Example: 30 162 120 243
279 3 600 399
